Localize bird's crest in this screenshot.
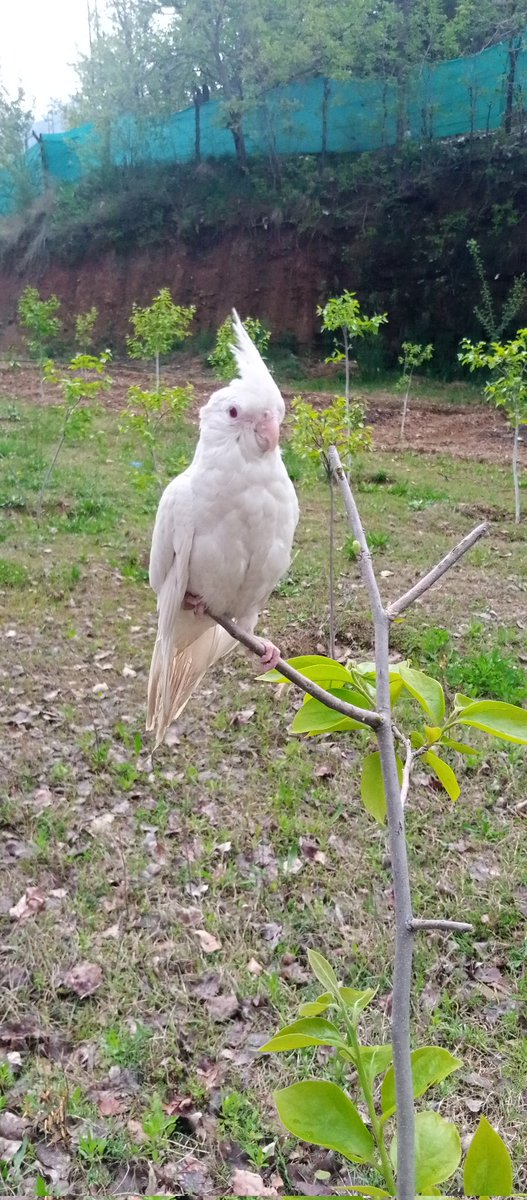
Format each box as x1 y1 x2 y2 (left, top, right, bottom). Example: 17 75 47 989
227 309 285 417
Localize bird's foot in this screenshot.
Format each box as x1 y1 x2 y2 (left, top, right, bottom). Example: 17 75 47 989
259 638 281 671
183 591 208 617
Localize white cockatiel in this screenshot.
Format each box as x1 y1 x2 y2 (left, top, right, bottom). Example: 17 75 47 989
147 310 299 746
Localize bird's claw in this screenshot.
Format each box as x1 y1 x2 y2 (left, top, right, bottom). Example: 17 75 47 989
259 638 281 671
184 591 208 617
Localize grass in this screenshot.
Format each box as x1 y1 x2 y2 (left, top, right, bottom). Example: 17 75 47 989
1 371 527 1196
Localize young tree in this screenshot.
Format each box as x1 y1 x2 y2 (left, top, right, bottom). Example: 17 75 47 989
290 395 371 656
18 287 62 400
318 292 387 416
460 331 527 524
121 382 193 487
215 455 525 1198
208 314 270 381
127 289 195 390
37 351 112 519
467 239 526 343
397 340 434 440
75 306 99 352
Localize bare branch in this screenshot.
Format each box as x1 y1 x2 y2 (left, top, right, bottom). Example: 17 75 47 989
212 613 382 729
409 918 474 934
387 522 487 619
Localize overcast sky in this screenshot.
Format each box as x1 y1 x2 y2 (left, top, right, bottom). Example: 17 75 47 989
0 0 106 118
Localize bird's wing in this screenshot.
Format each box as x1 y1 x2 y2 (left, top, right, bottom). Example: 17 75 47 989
147 472 235 745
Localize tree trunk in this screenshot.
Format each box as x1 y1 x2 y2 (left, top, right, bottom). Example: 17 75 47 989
328 472 336 658
400 373 412 441
513 418 521 524
320 78 330 171
343 327 350 414
155 350 160 393
194 95 201 162
504 38 519 136
229 115 248 169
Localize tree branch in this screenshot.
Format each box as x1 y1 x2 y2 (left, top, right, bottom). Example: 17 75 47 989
328 446 415 1200
212 614 382 729
409 918 474 934
387 522 487 619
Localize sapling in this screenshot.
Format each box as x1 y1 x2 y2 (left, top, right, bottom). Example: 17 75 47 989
290 394 371 656
75 306 99 352
467 238 526 343
397 341 433 440
37 351 112 520
209 314 271 381
214 454 526 1198
18 285 62 401
317 291 387 417
121 382 193 488
459 330 527 523
127 289 195 391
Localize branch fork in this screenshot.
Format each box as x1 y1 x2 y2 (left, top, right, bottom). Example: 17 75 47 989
213 449 486 1200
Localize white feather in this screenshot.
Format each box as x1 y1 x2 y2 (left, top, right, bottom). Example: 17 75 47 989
147 314 299 747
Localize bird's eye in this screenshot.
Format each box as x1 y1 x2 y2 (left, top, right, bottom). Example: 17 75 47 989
229 406 238 419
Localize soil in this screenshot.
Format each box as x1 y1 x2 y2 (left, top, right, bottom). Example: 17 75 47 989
1 359 524 467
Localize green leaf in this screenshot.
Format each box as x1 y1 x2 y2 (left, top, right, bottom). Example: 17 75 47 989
275 1080 374 1164
463 1116 513 1196
390 675 405 704
423 751 461 802
298 992 333 1017
360 750 403 825
441 738 478 755
424 725 442 743
342 986 378 1015
342 1189 391 1198
454 692 476 709
399 665 445 725
411 730 426 749
456 699 527 745
262 655 356 687
390 1111 461 1191
381 1047 462 1120
292 689 373 735
307 950 340 998
260 1017 346 1053
360 1044 393 1085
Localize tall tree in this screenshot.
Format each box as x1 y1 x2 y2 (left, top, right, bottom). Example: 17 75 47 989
0 86 35 212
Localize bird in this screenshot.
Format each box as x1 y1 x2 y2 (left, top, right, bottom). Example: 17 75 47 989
146 309 299 747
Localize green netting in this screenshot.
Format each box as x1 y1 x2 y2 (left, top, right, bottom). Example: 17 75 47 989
0 38 523 215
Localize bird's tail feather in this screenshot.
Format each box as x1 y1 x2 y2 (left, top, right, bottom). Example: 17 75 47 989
147 625 235 747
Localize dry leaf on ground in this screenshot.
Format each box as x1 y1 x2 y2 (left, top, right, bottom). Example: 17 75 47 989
61 961 103 998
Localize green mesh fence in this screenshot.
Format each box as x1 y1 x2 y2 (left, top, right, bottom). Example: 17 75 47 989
0 38 523 215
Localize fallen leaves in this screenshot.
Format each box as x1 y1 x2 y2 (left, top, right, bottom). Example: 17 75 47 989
0 1136 23 1163
61 961 103 999
231 1168 282 1196
9 886 46 921
194 928 222 953
0 1111 29 1139
205 993 239 1022
97 1091 127 1117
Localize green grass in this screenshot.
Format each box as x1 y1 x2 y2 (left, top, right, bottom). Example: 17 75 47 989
1 380 526 1196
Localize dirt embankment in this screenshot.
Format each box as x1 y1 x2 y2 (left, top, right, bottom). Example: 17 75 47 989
0 228 338 351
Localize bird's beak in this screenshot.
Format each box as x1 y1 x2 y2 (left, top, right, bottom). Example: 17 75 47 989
255 411 280 452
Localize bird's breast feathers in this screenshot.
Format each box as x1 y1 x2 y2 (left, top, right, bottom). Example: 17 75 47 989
187 448 298 618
